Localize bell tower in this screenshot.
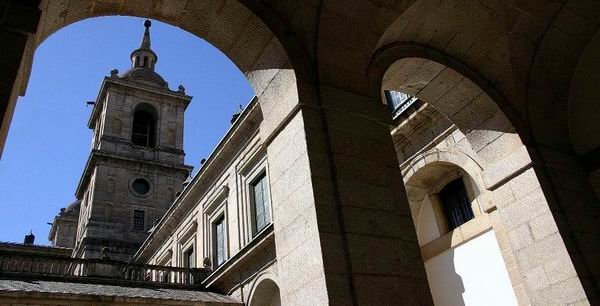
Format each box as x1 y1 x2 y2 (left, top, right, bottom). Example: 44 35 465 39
72 20 193 260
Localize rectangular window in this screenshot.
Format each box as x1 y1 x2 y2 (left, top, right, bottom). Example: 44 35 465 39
251 173 271 234
439 178 474 231
384 90 418 119
133 210 145 231
214 215 226 267
183 247 194 268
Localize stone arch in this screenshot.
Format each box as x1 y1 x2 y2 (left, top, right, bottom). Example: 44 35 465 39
403 148 484 186
369 43 531 179
526 5 600 153
247 272 281 306
371 0 525 123
369 43 525 138
569 29 600 199
26 1 309 92
4 4 321 304
132 102 158 113
404 153 485 237
131 102 159 127
404 157 522 306
569 29 600 157
370 42 591 304
8 1 317 147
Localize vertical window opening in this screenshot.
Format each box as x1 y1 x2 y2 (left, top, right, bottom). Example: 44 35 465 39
132 108 156 147
133 210 145 231
251 172 271 234
213 215 226 267
439 178 474 230
384 90 418 119
183 246 194 268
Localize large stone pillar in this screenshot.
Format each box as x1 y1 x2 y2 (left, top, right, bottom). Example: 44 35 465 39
531 147 600 304
0 0 41 158
263 78 432 305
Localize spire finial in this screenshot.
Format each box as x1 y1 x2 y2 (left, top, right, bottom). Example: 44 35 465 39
130 19 158 70
140 19 152 48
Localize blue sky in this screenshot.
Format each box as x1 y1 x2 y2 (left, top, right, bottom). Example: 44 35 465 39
0 17 254 244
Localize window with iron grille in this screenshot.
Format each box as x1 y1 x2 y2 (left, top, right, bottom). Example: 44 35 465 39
251 172 271 234
133 210 145 231
439 178 474 231
384 90 418 119
213 215 226 267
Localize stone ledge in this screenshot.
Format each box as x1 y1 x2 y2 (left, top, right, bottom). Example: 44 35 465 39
420 214 493 262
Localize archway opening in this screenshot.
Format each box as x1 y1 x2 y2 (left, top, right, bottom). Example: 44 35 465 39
249 278 281 306
405 162 481 246
132 103 158 148
405 161 517 306
0 4 299 245
369 43 587 305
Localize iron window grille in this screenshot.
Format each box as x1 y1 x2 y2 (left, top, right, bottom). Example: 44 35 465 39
384 90 418 119
439 178 475 231
133 210 145 231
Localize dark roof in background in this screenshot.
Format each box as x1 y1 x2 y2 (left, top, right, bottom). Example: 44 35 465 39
0 242 72 257
0 279 241 304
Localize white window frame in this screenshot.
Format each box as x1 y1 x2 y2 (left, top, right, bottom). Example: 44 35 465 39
237 152 272 245
182 244 195 268
249 170 271 236
212 213 227 268
177 219 198 268
202 187 229 270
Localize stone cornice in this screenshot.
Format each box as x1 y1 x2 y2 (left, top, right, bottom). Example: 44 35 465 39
74 149 193 198
100 135 186 156
133 96 261 263
88 76 192 129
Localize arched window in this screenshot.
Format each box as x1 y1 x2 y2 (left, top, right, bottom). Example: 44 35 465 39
132 104 157 147
439 178 474 230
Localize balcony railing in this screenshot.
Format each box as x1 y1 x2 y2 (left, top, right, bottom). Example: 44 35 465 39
0 251 209 288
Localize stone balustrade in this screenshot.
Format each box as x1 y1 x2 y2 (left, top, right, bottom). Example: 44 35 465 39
0 251 209 288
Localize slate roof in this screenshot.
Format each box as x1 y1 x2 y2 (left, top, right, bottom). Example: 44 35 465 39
0 279 241 304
